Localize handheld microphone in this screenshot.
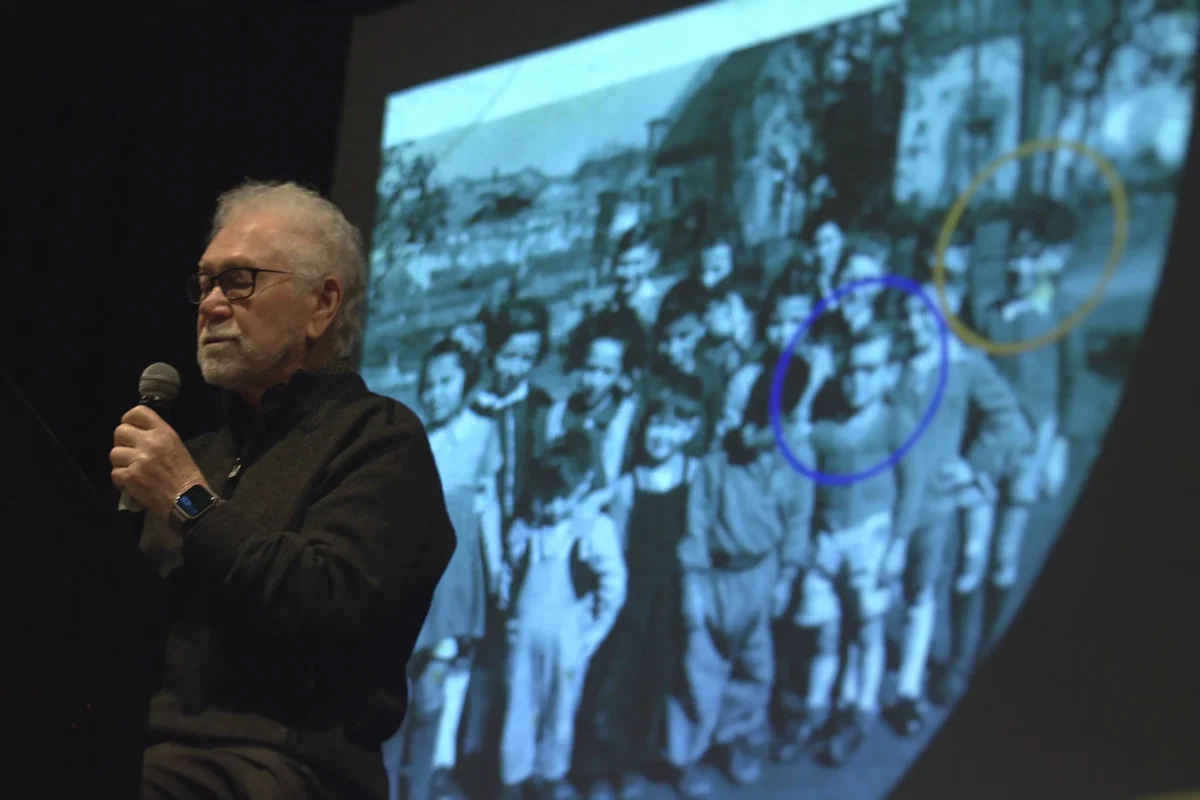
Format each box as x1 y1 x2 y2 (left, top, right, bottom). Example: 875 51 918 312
118 362 182 513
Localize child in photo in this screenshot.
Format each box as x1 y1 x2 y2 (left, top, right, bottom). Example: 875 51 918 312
650 279 723 455
966 199 1086 688
790 320 923 767
465 299 554 781
721 257 834 440
499 431 628 800
813 232 891 348
383 337 503 800
471 298 554 528
911 215 973 323
803 211 848 302
544 309 645 490
667 367 815 799
574 369 706 800
694 227 738 290
698 273 759 386
606 225 665 332
887 274 1033 735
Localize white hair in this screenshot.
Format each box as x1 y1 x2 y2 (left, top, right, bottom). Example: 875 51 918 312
210 180 366 359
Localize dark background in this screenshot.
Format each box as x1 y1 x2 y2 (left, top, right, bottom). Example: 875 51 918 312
2 1 1198 798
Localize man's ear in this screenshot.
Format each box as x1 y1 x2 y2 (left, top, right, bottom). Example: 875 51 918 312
306 275 344 341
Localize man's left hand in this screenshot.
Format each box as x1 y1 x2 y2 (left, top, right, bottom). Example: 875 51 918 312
110 405 207 521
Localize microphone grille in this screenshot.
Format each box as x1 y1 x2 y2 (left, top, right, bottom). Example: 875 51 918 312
139 362 182 401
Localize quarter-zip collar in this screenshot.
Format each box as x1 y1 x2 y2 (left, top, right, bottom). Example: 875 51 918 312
220 358 361 454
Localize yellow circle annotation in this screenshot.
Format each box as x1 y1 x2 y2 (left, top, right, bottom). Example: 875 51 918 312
931 138 1130 357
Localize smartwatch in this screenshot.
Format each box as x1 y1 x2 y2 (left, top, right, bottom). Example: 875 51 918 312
169 484 221 534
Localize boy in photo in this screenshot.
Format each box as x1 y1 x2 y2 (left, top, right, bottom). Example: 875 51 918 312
667 366 814 798
722 257 833 440
607 225 665 333
543 309 644 490
791 320 922 766
499 431 628 800
650 280 724 455
698 273 759 386
888 277 1033 734
948 199 1085 698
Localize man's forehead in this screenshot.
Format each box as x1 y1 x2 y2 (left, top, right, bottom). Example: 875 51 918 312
199 213 287 269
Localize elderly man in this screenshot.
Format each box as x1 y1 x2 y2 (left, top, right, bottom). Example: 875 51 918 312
110 180 455 800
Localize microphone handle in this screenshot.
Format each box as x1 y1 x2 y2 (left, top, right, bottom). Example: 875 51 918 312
141 396 172 421
117 395 174 514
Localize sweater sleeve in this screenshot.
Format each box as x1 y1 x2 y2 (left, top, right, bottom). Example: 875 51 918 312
891 406 924 542
678 454 717 571
964 354 1035 478
179 405 454 647
777 440 814 571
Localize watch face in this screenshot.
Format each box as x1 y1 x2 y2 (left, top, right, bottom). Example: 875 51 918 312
177 485 214 517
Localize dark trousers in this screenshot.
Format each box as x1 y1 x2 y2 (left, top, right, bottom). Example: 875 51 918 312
140 741 337 800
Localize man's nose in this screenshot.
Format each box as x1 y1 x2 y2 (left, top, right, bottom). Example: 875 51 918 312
198 285 233 319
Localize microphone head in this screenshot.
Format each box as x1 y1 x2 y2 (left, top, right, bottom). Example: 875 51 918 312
139 362 181 402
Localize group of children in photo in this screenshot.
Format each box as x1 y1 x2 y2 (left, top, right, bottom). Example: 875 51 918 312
381 196 1081 800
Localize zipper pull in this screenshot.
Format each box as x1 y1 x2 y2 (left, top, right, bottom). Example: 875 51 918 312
228 458 243 479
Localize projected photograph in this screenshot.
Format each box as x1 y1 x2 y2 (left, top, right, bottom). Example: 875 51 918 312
358 0 1197 798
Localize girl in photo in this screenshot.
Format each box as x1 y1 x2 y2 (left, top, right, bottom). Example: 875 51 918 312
472 298 554 528
384 336 503 800
574 370 706 800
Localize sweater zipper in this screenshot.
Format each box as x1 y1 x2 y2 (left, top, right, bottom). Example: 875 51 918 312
224 416 267 497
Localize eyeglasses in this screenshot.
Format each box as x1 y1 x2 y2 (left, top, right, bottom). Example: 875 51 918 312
185 267 293 304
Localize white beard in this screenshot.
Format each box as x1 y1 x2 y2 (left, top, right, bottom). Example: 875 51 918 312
197 334 295 390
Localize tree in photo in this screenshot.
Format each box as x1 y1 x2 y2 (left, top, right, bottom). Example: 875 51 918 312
372 143 452 303
377 142 450 246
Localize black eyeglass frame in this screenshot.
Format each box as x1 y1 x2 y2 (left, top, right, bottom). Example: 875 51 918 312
186 267 294 304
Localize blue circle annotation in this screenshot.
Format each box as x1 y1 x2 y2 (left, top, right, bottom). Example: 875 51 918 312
769 273 950 487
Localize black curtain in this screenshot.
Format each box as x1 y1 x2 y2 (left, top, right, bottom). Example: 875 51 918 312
1 6 400 795
2 2 361 495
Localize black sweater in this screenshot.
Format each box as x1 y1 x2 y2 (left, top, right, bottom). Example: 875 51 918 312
137 360 455 799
